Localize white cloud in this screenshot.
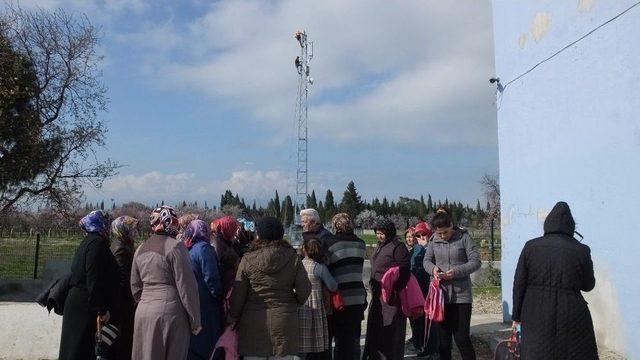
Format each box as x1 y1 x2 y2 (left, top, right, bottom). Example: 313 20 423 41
208 170 293 198
122 0 496 146
14 0 148 18
101 171 196 198
90 170 294 203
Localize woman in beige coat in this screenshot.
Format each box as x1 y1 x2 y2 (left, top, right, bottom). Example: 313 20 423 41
229 217 311 359
130 206 202 360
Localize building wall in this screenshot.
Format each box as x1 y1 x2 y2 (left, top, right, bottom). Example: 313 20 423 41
492 1 640 356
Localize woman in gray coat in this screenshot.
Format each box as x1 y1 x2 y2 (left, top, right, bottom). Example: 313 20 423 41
130 206 202 360
423 211 481 360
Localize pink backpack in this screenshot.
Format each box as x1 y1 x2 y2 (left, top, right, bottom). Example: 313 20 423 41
381 267 425 319
423 278 445 342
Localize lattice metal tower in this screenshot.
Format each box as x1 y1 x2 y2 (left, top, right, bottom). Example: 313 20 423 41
291 30 313 245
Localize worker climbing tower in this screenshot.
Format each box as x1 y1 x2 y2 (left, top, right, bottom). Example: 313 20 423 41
290 29 314 245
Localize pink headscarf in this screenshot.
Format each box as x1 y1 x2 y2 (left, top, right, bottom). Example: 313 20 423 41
212 216 240 245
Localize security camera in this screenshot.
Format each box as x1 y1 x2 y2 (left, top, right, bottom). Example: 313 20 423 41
489 77 500 84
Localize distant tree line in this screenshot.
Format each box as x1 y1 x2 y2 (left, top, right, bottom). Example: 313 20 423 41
0 179 497 234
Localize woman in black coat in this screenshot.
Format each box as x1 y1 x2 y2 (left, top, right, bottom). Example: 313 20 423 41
362 219 410 360
59 210 119 360
512 201 598 360
109 216 139 360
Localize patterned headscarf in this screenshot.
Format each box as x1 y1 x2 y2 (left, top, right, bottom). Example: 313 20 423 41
150 206 179 236
212 216 240 245
79 210 109 237
237 218 255 233
184 219 211 249
111 216 139 244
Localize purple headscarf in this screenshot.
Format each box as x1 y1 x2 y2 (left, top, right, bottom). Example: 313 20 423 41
184 219 211 249
79 210 109 238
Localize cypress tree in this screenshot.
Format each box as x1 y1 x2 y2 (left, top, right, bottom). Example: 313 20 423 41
339 181 363 219
324 189 337 219
273 191 281 220
306 190 318 209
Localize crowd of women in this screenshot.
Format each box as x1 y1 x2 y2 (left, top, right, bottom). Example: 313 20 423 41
53 200 598 360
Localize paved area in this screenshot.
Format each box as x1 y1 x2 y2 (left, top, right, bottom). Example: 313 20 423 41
0 302 62 360
0 261 627 360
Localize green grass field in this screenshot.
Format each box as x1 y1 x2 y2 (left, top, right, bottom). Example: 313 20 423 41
1 237 83 279
472 285 502 297
0 227 501 280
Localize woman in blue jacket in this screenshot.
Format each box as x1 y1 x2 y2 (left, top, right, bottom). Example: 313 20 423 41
184 219 223 360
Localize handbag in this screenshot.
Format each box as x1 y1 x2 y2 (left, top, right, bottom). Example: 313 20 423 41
493 326 521 359
210 326 239 360
331 291 345 312
95 316 119 360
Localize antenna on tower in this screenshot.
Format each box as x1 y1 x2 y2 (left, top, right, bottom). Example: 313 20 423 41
290 29 314 246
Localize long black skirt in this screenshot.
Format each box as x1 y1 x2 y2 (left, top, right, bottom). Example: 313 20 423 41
362 291 406 360
59 287 96 360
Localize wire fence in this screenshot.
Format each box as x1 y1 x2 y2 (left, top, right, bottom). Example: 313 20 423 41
0 224 501 280
0 233 150 280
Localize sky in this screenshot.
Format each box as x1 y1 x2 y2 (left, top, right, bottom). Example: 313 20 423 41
16 0 498 207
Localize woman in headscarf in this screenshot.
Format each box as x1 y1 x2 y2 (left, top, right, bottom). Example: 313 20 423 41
234 218 256 259
109 215 139 360
210 216 241 297
131 206 202 360
362 218 411 360
184 219 223 360
59 210 119 360
177 213 199 242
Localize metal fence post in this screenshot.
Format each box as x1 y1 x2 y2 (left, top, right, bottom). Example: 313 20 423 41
490 218 495 262
33 233 41 279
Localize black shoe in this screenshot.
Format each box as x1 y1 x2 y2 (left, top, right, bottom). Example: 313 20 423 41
416 349 437 359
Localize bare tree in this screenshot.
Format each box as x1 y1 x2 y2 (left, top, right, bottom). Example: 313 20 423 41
481 173 500 229
0 5 118 213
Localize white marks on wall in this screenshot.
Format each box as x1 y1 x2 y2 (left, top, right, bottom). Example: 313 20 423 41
517 12 552 49
536 208 549 224
518 33 528 49
501 206 516 228
578 0 598 12
583 260 627 354
531 12 553 42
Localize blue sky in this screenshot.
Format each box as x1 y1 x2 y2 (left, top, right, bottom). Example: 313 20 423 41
19 0 498 207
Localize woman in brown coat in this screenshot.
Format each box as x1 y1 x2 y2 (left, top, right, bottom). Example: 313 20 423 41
229 216 311 359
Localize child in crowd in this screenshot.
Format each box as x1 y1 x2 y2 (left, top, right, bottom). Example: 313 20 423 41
298 239 338 360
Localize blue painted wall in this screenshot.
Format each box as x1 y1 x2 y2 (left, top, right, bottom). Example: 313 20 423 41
492 1 640 356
